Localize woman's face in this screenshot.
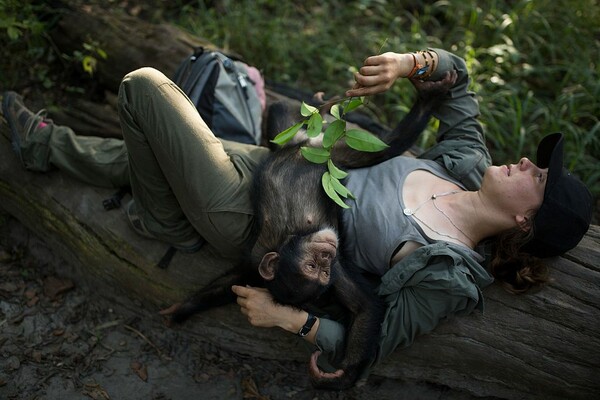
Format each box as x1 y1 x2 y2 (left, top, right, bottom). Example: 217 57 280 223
482 157 547 218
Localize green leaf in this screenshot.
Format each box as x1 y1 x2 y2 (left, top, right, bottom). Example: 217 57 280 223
345 129 389 152
306 112 323 138
322 119 345 149
330 175 355 199
301 101 318 117
97 48 108 59
271 121 304 145
330 104 341 119
343 97 363 113
322 172 350 209
301 146 330 164
327 159 348 179
82 56 97 76
7 26 20 40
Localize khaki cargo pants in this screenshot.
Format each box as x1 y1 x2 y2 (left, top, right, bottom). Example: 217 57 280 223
27 67 270 259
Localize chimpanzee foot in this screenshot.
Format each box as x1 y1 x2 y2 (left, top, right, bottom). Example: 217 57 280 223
308 351 345 380
158 302 181 315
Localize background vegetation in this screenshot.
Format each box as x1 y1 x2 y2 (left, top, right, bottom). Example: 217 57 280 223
1 0 599 198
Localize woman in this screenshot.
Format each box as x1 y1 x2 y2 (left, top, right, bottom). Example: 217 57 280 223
2 48 593 381
230 49 593 379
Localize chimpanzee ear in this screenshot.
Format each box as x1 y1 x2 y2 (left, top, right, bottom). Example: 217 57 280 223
258 252 279 281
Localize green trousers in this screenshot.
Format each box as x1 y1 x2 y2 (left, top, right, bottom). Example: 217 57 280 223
28 67 270 258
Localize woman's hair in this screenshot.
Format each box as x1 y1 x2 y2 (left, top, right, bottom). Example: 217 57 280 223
490 220 550 294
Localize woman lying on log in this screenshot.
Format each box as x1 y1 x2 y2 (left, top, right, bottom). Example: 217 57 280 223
1 48 593 388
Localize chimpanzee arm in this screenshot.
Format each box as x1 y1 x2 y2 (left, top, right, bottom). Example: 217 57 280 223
167 266 259 324
308 266 386 389
331 71 458 169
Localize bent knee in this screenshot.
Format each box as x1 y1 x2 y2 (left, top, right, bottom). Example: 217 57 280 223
119 67 174 108
120 67 170 92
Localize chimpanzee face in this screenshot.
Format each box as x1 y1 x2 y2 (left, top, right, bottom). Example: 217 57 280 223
265 228 338 307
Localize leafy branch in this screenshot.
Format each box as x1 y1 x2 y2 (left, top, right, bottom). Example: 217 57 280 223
271 98 389 208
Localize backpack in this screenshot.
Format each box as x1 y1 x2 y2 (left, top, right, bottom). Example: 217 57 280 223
172 47 264 145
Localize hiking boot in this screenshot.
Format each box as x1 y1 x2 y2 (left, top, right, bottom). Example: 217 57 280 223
2 91 50 166
126 200 205 253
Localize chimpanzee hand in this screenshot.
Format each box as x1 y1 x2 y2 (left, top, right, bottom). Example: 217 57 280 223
410 70 458 101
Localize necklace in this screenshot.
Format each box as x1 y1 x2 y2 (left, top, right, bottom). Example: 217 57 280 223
403 190 474 248
431 195 476 245
402 190 458 216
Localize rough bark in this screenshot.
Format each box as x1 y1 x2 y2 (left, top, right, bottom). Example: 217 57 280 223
0 5 598 399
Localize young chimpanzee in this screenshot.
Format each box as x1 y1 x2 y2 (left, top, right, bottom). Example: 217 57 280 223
165 73 456 390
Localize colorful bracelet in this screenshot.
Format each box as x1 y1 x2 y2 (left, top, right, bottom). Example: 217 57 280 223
407 52 430 79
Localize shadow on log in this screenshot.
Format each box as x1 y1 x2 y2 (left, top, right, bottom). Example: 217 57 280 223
0 4 598 399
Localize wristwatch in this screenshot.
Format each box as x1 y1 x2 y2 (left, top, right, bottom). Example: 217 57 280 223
297 313 317 337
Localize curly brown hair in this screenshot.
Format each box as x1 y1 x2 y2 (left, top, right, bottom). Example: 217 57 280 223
490 223 550 294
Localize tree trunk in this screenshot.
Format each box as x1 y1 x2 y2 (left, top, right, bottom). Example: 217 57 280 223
1 5 598 399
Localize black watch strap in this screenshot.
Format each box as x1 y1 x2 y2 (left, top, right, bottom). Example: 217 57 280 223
297 313 317 337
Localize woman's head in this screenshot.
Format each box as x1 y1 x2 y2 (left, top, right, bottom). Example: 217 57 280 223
489 133 593 293
483 133 592 257
521 133 593 257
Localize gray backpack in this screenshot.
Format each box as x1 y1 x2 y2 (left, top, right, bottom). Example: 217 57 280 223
173 47 263 145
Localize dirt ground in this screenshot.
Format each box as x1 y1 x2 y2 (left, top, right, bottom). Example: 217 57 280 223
0 218 488 400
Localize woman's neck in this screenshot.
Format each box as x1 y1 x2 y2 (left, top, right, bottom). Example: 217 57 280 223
443 190 517 244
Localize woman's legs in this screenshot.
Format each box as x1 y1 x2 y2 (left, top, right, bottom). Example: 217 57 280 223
2 91 129 188
118 67 270 258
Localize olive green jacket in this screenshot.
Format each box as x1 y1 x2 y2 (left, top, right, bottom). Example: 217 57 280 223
314 49 495 371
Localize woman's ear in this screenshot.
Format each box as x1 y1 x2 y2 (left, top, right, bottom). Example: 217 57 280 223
515 215 532 232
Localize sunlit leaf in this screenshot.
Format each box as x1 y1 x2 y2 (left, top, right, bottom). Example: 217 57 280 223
82 56 97 76
327 159 348 179
271 121 303 145
306 112 323 138
343 97 363 113
97 48 108 59
322 119 345 149
301 146 330 164
345 129 389 152
301 101 318 117
322 172 350 208
330 175 355 199
330 104 341 119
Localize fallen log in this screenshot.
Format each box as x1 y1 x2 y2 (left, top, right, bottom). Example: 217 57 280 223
1 4 598 399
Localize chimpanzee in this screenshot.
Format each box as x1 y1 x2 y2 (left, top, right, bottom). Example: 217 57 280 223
165 72 457 389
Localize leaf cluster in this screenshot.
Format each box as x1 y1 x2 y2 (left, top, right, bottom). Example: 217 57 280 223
272 98 388 208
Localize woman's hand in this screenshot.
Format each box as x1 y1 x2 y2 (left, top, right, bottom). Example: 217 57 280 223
232 285 320 343
346 52 410 97
232 285 282 328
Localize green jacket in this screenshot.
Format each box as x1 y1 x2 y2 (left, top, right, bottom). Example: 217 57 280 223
314 49 495 371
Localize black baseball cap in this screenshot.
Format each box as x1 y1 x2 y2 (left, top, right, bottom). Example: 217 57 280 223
521 133 593 257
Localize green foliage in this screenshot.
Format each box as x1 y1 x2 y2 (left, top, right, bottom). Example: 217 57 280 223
1 0 597 198
0 1 107 91
273 97 388 207
173 0 599 198
63 41 109 77
0 0 58 89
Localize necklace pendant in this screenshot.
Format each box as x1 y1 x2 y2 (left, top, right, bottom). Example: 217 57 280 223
403 208 413 216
